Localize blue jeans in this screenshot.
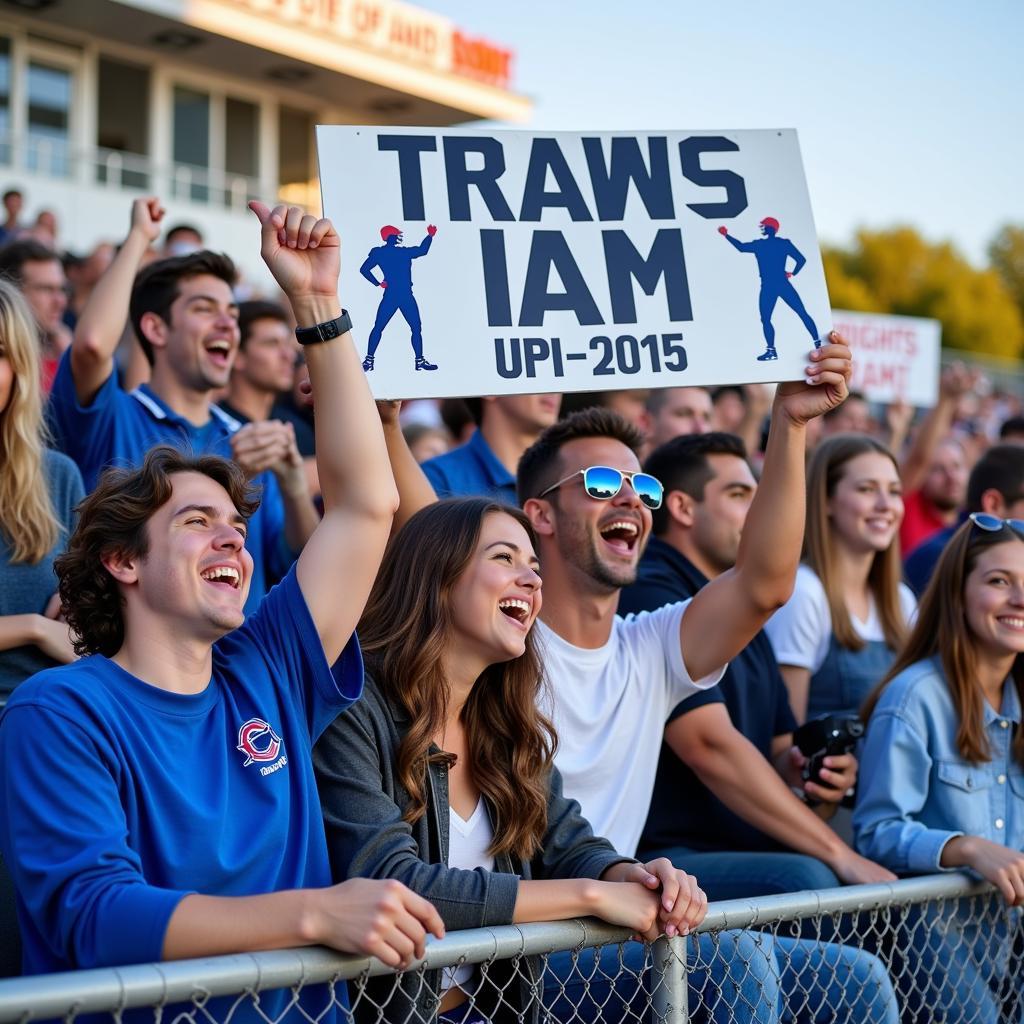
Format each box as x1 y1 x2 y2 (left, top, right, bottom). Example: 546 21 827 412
542 932 897 1024
642 846 841 902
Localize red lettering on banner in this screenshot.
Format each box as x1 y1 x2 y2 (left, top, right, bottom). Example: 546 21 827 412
834 321 920 359
860 360 909 397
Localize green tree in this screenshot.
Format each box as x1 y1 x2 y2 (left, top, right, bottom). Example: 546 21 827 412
822 226 1024 360
989 224 1024 319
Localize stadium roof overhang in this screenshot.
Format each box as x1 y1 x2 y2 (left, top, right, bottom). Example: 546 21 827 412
41 0 532 125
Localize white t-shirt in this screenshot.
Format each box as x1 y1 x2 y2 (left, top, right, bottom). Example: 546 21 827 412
536 599 725 857
765 565 917 673
442 799 494 994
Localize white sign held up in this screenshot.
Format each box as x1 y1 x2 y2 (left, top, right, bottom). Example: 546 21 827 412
317 126 833 399
831 309 942 407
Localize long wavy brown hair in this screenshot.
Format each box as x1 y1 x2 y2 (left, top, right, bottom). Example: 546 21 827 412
862 521 1024 766
804 434 908 652
358 498 556 861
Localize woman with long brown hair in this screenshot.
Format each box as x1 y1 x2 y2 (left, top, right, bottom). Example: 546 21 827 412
855 516 1024 1022
766 433 915 723
0 278 83 696
314 497 710 1024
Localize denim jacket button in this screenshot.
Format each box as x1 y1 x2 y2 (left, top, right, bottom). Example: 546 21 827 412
996 818 1005 829
1000 720 1009 729
998 774 1007 784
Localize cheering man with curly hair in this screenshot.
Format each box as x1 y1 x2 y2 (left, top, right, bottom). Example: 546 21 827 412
0 204 443 1021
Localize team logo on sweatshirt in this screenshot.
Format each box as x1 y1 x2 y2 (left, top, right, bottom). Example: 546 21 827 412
236 717 284 768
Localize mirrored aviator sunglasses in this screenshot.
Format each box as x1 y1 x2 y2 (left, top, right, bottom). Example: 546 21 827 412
969 512 1024 537
582 466 664 510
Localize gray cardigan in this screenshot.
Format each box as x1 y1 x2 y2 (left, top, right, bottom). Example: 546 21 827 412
314 673 632 1022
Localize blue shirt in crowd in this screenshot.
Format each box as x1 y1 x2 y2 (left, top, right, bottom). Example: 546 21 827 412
618 538 798 855
420 428 517 504
0 566 362 1020
854 656 1024 874
904 523 959 597
49 352 295 614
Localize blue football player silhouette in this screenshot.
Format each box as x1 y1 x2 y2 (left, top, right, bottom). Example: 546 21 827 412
719 217 820 362
359 224 438 372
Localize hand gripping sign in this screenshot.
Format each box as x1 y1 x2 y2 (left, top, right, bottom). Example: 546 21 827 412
316 127 832 400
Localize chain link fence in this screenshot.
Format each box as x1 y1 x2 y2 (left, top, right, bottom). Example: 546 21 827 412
0 874 1018 1024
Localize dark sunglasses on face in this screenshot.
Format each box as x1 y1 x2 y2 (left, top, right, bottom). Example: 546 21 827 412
538 465 664 510
969 512 1024 537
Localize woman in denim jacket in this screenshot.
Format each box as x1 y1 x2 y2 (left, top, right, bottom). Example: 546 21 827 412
856 515 1024 1022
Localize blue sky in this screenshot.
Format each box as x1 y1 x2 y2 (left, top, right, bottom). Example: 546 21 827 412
435 0 1022 265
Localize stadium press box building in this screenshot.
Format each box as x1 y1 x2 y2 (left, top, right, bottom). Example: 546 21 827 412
0 0 529 281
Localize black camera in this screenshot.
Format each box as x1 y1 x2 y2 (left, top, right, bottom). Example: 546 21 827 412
792 714 864 803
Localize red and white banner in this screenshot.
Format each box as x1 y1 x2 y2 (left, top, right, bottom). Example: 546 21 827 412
831 309 941 407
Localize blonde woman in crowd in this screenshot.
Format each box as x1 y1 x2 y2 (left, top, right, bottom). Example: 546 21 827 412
0 279 83 697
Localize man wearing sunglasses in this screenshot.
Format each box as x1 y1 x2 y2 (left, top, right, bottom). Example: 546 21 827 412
511 336 910 1024
517 332 853 861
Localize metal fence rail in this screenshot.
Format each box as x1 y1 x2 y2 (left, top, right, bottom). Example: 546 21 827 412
0 873 1014 1024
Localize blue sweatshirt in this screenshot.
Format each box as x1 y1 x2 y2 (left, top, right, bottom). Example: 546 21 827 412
0 566 362 1021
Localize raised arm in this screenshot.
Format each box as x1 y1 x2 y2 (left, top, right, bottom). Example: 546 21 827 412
678 334 852 681
249 203 398 663
377 401 439 533
72 198 163 405
408 227 436 258
900 363 976 493
719 229 756 253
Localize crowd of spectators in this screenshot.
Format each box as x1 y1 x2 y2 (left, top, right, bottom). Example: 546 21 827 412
0 185 1022 1024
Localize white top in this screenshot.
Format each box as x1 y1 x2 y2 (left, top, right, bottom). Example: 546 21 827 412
442 799 494 995
765 565 918 673
537 599 725 857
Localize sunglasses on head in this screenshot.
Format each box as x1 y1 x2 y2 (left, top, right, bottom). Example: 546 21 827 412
969 512 1024 536
538 465 664 510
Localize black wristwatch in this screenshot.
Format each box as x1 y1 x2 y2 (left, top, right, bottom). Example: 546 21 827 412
294 310 352 346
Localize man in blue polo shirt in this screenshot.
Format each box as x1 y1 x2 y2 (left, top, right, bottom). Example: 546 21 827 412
0 202 443 1019
421 393 561 503
49 197 318 613
619 431 893 899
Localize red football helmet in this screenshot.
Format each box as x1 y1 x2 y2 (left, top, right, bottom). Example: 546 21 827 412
759 217 780 232
380 225 401 240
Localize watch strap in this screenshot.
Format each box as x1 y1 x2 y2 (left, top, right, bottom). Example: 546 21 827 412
295 309 352 346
